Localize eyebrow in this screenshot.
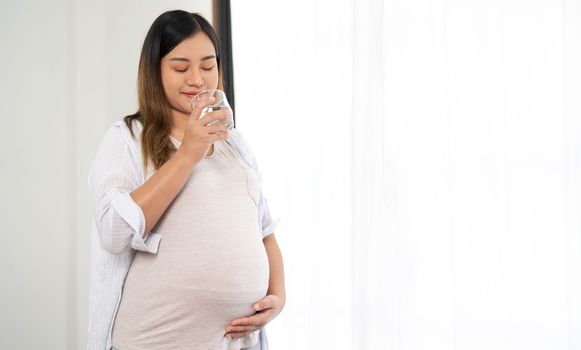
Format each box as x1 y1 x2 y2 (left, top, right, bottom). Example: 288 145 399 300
169 55 216 62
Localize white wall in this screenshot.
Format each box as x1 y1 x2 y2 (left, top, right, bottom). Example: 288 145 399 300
0 1 212 348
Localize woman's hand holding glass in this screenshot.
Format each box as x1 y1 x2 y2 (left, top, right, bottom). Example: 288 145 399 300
192 89 234 130
177 90 232 165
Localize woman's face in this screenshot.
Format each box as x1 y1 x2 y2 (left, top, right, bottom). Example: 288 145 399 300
161 32 219 118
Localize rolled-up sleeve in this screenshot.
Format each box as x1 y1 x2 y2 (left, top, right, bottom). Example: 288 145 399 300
255 165 280 239
88 124 161 255
229 130 280 239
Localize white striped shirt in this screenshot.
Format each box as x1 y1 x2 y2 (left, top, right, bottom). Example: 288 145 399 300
87 119 278 350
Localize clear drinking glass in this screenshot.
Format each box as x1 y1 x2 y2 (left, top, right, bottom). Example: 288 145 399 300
190 89 234 130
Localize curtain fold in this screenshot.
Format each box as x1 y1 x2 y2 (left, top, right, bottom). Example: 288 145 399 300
232 1 581 349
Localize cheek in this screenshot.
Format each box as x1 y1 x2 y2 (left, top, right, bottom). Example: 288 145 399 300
160 70 170 91
161 71 181 97
206 71 220 88
162 72 175 88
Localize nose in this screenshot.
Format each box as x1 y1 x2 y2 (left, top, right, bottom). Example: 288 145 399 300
186 68 204 87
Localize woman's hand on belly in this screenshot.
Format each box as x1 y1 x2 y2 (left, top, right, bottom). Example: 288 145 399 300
224 294 285 339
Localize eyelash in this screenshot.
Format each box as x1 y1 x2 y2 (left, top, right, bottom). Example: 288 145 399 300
175 66 215 73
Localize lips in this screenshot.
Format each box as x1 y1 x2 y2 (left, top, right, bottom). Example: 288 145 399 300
182 91 200 98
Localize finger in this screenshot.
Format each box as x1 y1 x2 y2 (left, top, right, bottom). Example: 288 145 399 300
206 123 229 135
208 130 229 142
215 131 230 141
253 297 273 312
189 96 216 121
200 109 231 126
226 330 257 340
230 313 268 327
208 134 228 144
225 324 260 333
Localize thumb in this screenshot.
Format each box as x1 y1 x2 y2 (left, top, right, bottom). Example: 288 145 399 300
254 296 271 311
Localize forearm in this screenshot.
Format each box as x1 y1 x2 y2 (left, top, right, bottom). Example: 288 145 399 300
130 149 198 236
263 234 286 304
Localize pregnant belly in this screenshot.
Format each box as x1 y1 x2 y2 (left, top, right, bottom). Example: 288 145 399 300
112 236 270 349
152 225 271 293
112 284 267 349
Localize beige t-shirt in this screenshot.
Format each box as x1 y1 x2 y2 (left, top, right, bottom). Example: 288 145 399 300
111 138 270 350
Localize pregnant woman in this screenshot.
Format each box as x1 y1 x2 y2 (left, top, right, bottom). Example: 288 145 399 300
86 10 285 350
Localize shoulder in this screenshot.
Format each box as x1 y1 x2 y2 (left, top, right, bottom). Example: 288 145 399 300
90 118 144 173
110 118 142 144
94 119 142 156
227 128 257 168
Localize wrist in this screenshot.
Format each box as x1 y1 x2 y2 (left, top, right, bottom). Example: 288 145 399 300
173 148 198 168
268 290 286 305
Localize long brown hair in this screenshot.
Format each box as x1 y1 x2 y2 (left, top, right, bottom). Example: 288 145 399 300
124 10 223 173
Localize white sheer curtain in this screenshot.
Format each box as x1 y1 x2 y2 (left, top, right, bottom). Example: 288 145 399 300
232 1 581 349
